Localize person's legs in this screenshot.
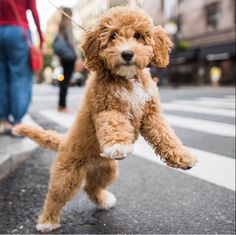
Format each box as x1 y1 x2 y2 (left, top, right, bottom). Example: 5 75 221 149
58 77 67 109
58 60 75 110
5 26 33 124
0 27 10 123
0 26 13 134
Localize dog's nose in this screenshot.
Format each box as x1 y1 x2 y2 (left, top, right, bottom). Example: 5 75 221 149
121 50 134 62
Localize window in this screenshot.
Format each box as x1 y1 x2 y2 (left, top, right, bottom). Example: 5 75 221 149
205 3 219 31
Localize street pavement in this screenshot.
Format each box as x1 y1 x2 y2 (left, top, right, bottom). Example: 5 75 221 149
0 84 235 234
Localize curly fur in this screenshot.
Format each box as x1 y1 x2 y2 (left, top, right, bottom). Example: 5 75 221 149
14 7 197 232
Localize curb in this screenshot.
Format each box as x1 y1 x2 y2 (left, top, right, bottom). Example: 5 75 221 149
0 115 39 180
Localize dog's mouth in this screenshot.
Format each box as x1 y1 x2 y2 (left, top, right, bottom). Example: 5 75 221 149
115 63 138 79
121 62 135 67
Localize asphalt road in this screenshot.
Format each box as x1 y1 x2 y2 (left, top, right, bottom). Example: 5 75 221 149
0 84 235 234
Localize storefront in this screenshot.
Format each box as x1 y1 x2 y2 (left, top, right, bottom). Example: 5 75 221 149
169 48 199 85
198 42 235 85
168 42 235 85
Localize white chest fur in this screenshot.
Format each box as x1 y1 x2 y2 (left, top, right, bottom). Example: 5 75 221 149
115 80 157 116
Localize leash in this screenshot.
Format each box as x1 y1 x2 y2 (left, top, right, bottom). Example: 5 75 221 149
44 0 87 31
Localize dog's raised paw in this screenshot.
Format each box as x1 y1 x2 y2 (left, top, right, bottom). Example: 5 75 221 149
101 143 133 160
98 191 117 210
167 149 198 170
36 223 61 233
180 153 198 170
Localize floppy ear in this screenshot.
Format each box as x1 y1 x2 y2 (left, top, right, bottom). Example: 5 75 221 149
152 26 173 68
80 27 103 71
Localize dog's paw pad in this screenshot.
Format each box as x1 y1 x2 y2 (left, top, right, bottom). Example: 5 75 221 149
101 144 133 160
36 223 60 232
180 158 197 170
98 191 117 210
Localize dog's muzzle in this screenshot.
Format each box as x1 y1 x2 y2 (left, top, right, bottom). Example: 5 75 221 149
121 50 134 62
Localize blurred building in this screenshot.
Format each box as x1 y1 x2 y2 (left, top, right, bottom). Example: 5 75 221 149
142 0 180 34
73 0 109 36
142 0 164 25
73 0 144 40
45 0 235 86
178 0 235 85
143 0 235 85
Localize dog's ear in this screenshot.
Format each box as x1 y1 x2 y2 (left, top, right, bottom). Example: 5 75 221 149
80 27 103 71
152 26 173 68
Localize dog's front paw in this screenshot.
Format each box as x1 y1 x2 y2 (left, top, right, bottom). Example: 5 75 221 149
165 149 198 170
36 223 61 233
100 143 133 160
98 191 117 210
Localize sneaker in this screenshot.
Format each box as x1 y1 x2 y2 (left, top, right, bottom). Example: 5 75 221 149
10 126 23 138
0 121 12 135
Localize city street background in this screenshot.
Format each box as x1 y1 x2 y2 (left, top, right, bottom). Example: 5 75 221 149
39 0 235 87
0 0 235 234
0 84 235 234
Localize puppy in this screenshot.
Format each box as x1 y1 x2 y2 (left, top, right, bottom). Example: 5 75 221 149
14 7 197 232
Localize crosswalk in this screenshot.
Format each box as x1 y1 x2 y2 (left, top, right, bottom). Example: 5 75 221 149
162 102 235 117
164 114 234 137
38 94 235 191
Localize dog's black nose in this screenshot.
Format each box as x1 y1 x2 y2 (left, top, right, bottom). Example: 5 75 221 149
121 50 134 62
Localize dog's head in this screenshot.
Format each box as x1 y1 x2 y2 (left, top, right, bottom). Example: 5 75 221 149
81 7 173 78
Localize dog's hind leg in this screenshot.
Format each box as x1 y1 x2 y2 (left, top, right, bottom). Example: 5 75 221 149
84 159 118 209
36 156 86 233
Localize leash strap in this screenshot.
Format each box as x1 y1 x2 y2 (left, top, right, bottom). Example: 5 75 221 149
45 0 87 31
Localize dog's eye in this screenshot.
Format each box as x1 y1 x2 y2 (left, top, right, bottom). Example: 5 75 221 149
133 32 142 40
110 32 117 40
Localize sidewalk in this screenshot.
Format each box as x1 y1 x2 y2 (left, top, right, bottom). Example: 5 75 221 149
0 115 39 180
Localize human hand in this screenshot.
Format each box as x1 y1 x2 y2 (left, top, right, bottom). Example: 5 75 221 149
39 35 45 50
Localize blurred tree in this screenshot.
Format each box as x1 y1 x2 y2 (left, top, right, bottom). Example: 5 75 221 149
43 54 53 69
178 40 189 51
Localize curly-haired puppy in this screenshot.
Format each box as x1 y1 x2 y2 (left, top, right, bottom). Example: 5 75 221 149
14 7 197 232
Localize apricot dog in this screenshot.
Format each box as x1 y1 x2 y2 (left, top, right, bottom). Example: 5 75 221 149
14 7 197 232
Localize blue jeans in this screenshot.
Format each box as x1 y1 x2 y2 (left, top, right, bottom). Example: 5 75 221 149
0 26 33 124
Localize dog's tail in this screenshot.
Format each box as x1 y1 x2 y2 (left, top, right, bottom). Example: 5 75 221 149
13 124 63 151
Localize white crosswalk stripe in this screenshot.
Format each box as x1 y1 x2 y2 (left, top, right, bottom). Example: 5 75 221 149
173 100 234 109
33 94 83 102
163 103 235 117
134 137 235 191
196 97 235 103
165 114 235 137
40 109 74 128
225 95 235 99
39 95 235 191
